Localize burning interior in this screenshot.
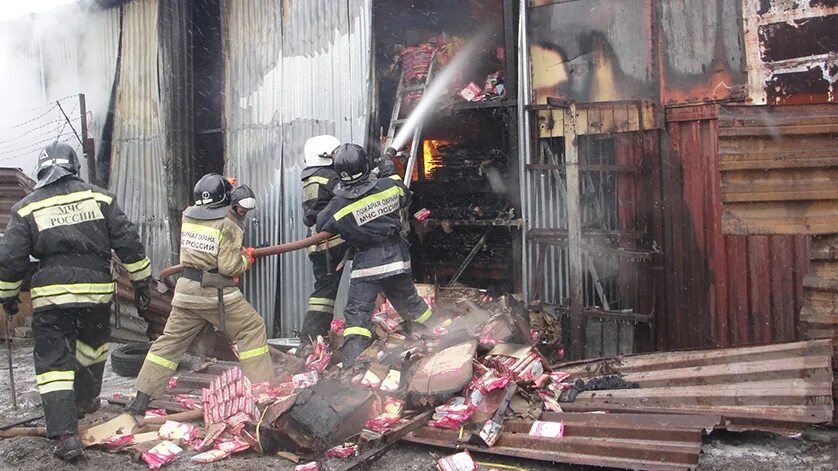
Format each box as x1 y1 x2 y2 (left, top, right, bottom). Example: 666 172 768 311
373 0 521 295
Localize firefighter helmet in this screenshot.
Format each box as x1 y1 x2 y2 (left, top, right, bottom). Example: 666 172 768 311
333 144 370 184
231 185 256 211
34 141 82 189
184 173 233 220
304 135 340 168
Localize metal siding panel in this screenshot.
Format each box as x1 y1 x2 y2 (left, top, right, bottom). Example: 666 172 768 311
109 0 173 276
222 0 372 336
662 105 807 350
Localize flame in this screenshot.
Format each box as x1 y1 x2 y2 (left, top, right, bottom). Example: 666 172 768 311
423 139 451 179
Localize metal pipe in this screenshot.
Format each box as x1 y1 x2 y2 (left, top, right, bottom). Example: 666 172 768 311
517 0 532 304
158 231 333 284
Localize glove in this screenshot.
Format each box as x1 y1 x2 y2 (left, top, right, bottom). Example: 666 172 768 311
377 150 397 178
1 297 19 316
133 278 151 312
242 247 256 265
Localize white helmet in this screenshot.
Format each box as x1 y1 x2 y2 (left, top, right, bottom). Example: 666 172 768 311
304 135 341 168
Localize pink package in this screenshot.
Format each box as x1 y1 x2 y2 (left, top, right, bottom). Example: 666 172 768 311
158 420 198 445
215 437 250 454
326 444 357 459
102 433 134 449
295 462 319 471
528 420 565 438
167 376 178 389
330 319 345 334
292 371 319 389
144 408 167 419
141 441 182 469
365 413 401 433
436 450 478 471
459 82 482 102
194 423 226 452
191 449 229 463
225 411 251 436
414 208 431 221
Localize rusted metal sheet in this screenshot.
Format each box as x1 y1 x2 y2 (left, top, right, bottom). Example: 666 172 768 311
0 169 34 231
405 411 709 471
528 0 657 104
717 104 838 235
556 339 835 433
743 0 838 104
661 105 809 350
657 0 748 105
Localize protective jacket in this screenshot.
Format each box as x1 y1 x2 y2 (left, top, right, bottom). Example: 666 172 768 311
316 173 410 281
302 166 344 252
0 176 150 312
172 210 251 309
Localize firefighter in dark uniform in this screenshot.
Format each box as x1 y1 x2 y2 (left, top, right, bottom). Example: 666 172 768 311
126 174 274 415
299 135 348 352
0 142 151 460
316 144 434 366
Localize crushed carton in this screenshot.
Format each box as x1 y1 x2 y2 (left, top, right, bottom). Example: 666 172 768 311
326 444 358 458
436 450 478 471
141 441 182 469
158 421 198 445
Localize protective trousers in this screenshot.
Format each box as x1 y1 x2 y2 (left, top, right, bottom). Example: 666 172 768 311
300 245 347 345
135 297 274 397
32 305 111 437
342 272 432 365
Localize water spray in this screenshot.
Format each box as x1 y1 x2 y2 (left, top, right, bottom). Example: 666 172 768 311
391 27 493 152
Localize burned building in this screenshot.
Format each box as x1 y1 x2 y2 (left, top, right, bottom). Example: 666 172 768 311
0 0 835 363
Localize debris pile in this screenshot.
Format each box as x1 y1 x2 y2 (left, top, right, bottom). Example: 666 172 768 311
86 290 834 470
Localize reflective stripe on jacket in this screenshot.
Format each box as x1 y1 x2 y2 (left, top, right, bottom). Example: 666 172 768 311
0 176 149 312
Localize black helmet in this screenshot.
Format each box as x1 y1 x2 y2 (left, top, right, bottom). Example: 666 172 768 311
34 142 81 189
231 185 256 211
333 143 370 184
194 173 232 208
184 173 232 220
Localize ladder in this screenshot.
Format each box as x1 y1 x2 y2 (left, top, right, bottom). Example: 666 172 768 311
385 51 437 188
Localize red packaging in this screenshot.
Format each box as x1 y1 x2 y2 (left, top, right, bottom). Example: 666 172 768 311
175 394 201 410
158 420 199 445
330 319 345 334
478 420 503 447
225 411 251 436
436 450 477 471
295 462 319 471
144 408 167 419
326 444 358 459
102 433 134 449
195 423 226 452
215 437 250 454
382 398 404 416
191 449 229 463
528 420 565 438
414 208 431 221
141 441 182 469
292 371 318 389
459 82 482 102
364 413 401 433
167 376 178 389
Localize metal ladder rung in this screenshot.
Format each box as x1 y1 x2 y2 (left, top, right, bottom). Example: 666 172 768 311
403 84 426 92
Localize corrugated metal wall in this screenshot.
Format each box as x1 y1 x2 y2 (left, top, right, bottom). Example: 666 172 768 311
661 105 809 350
222 0 372 336
109 0 174 275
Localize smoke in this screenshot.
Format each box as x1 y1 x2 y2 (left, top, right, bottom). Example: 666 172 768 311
391 26 493 151
0 1 114 178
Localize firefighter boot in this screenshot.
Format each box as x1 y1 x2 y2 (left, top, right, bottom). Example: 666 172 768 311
340 335 372 368
76 397 100 419
53 433 83 461
125 392 151 417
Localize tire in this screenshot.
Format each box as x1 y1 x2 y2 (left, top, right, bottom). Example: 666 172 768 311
110 341 151 377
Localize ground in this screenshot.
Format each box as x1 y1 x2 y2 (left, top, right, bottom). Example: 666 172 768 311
0 341 835 471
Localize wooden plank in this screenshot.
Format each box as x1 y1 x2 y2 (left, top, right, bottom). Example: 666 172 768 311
565 104 585 359
727 236 750 345
722 201 838 235
557 340 832 374
560 403 833 424
748 236 772 342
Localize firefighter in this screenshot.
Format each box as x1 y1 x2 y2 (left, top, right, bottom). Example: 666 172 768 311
316 144 434 366
126 174 274 415
0 142 151 460
298 135 348 354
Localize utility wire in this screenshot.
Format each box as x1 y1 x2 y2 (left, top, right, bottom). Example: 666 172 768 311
56 101 82 146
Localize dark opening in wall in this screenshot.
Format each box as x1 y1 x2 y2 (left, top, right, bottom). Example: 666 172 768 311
191 0 224 175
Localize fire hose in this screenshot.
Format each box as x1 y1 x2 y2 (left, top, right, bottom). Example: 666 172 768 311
158 230 333 288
